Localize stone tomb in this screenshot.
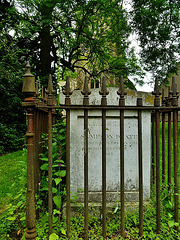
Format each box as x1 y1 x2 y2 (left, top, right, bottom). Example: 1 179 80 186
60 88 152 203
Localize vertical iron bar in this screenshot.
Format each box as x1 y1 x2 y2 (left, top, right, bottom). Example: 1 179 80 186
120 109 125 237
161 89 166 184
156 109 160 234
100 76 109 239
48 108 53 235
173 109 179 232
162 112 166 184
66 108 71 237
84 108 89 240
171 76 179 232
81 76 90 240
151 113 155 190
47 74 55 236
102 108 106 239
137 98 143 237
117 76 126 238
63 76 72 238
34 110 39 195
168 112 171 190
152 78 161 234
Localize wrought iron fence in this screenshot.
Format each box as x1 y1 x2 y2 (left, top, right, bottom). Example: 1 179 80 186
22 62 179 239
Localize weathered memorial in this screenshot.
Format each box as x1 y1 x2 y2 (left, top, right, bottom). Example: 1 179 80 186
60 88 153 204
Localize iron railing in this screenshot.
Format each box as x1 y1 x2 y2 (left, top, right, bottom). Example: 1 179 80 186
22 62 179 239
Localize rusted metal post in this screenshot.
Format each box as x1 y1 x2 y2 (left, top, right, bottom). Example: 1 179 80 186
152 78 161 234
117 76 127 238
34 81 40 199
100 76 109 239
171 76 179 232
63 76 72 238
151 112 155 190
161 89 166 184
167 86 172 190
47 75 55 235
82 76 91 240
137 98 143 237
22 62 37 240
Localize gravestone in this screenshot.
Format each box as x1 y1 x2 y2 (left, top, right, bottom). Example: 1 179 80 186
59 88 153 204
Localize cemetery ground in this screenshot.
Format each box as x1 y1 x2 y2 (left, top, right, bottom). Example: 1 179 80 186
0 123 180 239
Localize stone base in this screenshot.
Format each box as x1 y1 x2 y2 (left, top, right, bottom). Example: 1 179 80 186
63 191 149 218
74 191 139 203
63 201 142 218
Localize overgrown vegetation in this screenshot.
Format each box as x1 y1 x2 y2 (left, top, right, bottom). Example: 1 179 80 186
0 122 180 239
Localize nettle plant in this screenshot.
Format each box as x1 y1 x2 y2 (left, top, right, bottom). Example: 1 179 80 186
38 113 66 216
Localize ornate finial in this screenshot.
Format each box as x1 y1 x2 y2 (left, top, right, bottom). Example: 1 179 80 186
117 76 127 106
117 76 127 96
63 76 72 105
162 88 166 107
22 61 36 98
81 75 91 97
46 74 55 95
46 75 56 106
152 78 161 107
171 76 179 106
167 86 172 107
99 76 109 106
99 76 109 97
81 75 91 106
63 76 73 97
25 61 32 75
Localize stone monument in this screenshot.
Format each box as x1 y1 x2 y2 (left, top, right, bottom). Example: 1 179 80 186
60 88 153 204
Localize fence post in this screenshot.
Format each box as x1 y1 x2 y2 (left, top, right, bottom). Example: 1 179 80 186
47 75 55 235
63 76 72 238
152 78 161 234
151 112 155 191
82 75 91 240
167 86 172 191
117 76 127 238
137 98 143 237
99 76 109 239
171 76 179 232
22 62 37 240
161 89 166 184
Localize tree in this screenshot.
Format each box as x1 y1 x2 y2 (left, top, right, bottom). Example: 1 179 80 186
0 0 26 153
0 0 143 152
13 0 143 85
131 0 180 84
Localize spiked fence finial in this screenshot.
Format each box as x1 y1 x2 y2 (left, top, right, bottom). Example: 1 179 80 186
63 76 72 97
81 75 91 97
47 74 55 95
171 76 179 106
152 78 161 107
99 76 109 97
162 88 166 107
117 76 127 106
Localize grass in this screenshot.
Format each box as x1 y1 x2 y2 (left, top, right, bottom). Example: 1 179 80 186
0 150 27 211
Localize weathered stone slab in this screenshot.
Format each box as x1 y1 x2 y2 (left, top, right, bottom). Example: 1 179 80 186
59 88 152 202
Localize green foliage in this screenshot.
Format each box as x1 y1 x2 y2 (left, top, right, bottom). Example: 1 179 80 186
0 11 27 153
131 0 180 83
0 150 27 239
38 113 66 213
1 122 180 239
2 0 143 85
